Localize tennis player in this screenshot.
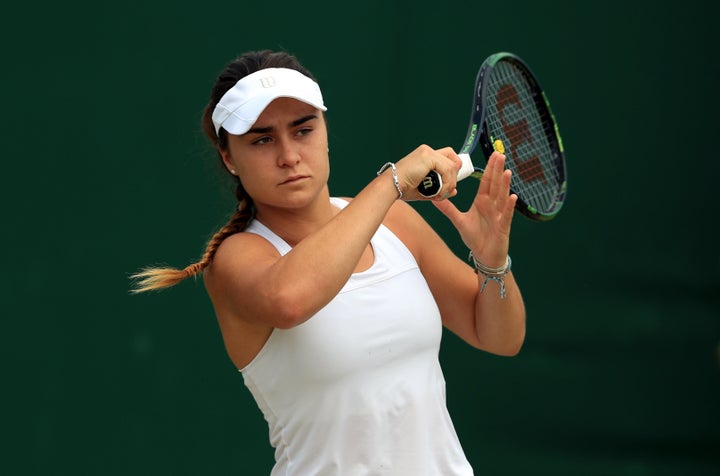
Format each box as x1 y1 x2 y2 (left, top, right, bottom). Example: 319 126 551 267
132 49 525 475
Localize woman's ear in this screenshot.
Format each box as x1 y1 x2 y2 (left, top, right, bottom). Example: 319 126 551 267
219 148 237 176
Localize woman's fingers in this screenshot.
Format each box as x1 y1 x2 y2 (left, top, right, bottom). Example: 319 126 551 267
397 145 463 201
488 153 506 201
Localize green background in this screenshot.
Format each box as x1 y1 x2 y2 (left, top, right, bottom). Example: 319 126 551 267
3 0 718 474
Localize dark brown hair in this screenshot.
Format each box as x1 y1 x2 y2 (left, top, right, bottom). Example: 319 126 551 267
130 50 317 293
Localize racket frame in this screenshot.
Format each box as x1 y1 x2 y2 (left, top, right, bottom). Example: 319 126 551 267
462 52 567 221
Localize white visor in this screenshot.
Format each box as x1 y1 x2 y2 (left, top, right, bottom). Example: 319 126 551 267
211 67 327 135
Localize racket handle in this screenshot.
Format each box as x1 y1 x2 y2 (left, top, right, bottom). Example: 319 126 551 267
417 153 474 197
457 153 474 181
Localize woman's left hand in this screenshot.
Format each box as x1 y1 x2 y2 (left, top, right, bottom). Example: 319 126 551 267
432 151 517 268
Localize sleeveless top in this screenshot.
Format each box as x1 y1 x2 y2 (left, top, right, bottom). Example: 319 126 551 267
241 198 474 475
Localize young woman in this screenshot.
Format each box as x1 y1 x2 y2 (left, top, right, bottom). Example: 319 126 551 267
132 49 525 475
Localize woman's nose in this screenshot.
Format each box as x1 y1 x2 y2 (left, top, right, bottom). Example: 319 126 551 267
277 140 301 167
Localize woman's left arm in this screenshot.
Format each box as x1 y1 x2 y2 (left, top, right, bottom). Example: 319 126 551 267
387 151 526 356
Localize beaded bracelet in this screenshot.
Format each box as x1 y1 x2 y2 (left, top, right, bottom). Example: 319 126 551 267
377 162 403 199
468 251 512 299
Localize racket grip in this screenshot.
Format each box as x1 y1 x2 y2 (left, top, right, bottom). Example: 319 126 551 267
457 153 474 181
417 153 474 197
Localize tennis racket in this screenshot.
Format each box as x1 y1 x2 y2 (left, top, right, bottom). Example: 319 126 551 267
418 52 567 222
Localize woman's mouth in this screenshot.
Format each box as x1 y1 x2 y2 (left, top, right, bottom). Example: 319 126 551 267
281 175 308 185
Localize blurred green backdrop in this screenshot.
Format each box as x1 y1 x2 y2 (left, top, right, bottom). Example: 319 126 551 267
2 0 718 474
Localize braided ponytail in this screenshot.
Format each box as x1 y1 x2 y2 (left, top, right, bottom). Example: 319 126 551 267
130 195 254 293
130 50 315 293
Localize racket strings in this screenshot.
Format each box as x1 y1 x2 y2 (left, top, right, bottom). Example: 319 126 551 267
490 75 557 200
485 61 561 213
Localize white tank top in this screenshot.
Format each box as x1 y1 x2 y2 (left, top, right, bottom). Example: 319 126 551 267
241 198 473 475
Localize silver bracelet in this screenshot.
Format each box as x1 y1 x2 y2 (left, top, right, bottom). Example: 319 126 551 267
377 162 403 199
468 251 512 299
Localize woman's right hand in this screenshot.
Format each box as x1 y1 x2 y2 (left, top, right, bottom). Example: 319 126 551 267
395 145 463 202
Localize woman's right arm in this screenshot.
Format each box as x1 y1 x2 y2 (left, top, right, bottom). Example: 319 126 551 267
204 145 460 330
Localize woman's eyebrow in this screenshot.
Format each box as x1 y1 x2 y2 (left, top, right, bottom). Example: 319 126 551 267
245 124 273 135
245 114 318 135
291 114 318 127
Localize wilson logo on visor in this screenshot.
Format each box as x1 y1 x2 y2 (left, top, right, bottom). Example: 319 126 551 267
260 77 276 88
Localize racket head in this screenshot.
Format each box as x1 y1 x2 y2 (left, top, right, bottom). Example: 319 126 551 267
464 52 567 221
